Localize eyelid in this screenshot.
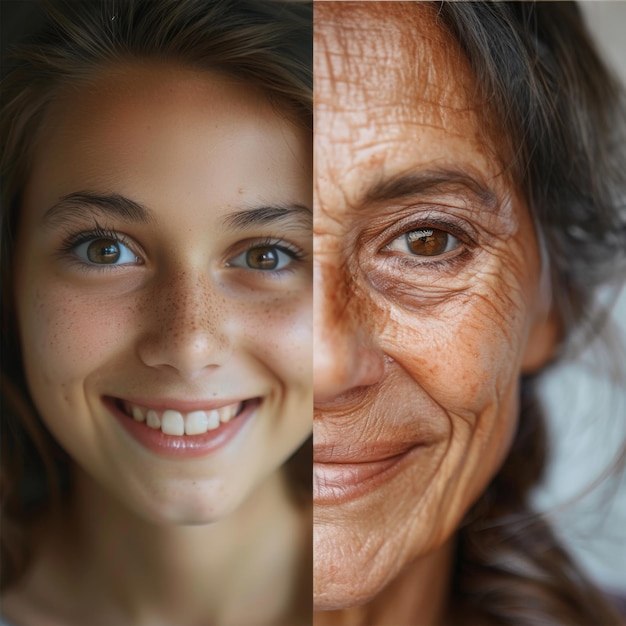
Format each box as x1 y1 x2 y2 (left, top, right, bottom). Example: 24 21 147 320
359 205 479 248
373 212 472 251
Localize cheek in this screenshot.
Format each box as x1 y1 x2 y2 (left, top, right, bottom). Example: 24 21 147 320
380 264 533 416
17 278 138 391
233 290 313 386
377 270 534 493
229 290 313 443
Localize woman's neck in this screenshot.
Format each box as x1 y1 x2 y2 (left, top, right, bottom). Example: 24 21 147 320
5 467 311 626
313 539 454 626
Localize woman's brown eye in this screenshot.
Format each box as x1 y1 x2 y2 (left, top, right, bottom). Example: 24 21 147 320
386 228 460 257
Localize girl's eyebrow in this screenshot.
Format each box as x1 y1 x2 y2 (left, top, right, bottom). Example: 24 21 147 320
221 204 312 230
42 191 154 228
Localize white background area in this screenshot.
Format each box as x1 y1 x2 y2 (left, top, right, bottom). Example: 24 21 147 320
532 1 626 594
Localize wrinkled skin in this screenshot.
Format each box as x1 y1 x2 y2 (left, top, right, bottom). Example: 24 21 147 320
313 3 558 623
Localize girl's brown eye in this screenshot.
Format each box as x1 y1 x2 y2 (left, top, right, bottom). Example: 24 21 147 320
386 228 460 257
73 236 138 266
87 238 121 264
246 245 280 270
228 243 297 271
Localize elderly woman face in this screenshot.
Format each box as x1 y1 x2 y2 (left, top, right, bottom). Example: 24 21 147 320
314 2 558 611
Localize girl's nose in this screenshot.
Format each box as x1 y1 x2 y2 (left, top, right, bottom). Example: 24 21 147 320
136 271 231 379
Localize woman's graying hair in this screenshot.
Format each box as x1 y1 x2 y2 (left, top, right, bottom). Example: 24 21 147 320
0 0 311 590
438 2 626 342
436 3 626 625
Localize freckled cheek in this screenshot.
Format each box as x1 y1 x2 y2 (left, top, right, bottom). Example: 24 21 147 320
18 282 140 386
227 292 312 386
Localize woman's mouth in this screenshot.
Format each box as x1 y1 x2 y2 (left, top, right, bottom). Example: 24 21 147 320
117 399 246 436
313 443 427 505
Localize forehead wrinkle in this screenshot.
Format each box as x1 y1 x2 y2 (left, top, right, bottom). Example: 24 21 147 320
315 2 517 215
315 2 473 114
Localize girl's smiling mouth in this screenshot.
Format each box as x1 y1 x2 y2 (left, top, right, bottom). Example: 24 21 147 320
120 399 246 435
104 396 261 458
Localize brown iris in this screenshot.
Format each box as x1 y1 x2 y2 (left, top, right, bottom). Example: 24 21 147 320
246 245 279 270
86 238 121 264
405 228 449 256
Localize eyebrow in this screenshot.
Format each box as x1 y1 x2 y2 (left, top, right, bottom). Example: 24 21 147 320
42 192 312 232
43 191 154 227
363 169 498 211
221 204 312 230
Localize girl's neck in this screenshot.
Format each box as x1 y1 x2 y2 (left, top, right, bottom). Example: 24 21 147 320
6 466 311 626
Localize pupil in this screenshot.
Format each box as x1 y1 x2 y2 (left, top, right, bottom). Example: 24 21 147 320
247 246 278 270
87 239 120 264
406 229 448 256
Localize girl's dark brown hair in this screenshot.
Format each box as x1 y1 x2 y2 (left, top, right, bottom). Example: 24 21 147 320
1 0 311 590
435 2 626 624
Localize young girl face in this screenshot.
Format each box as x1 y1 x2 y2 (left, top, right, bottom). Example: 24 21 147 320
14 62 312 524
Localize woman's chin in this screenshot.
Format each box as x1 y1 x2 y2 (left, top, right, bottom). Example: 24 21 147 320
313 541 399 612
314 582 378 613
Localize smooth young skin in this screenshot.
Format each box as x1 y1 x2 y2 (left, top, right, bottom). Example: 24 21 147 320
7 63 312 626
313 4 558 625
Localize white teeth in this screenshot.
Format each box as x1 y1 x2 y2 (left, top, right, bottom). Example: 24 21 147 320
207 410 220 430
132 405 145 422
161 410 185 436
146 410 161 429
218 403 239 424
125 400 248 435
185 411 209 436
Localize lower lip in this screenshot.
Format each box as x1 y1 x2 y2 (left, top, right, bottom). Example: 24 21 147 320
106 397 258 459
313 446 424 505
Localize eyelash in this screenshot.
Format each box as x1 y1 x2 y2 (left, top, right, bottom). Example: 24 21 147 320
59 228 306 274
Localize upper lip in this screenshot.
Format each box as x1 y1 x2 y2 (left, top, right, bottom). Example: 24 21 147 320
313 441 421 464
106 395 257 413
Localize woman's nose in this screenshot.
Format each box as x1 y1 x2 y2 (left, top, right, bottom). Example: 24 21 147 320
136 271 231 378
314 259 384 404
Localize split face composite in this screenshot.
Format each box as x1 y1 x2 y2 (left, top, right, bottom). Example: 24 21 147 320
14 3 558 610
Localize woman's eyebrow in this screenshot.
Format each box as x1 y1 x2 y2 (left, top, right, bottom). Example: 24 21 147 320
364 169 498 211
42 191 154 228
221 204 312 230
